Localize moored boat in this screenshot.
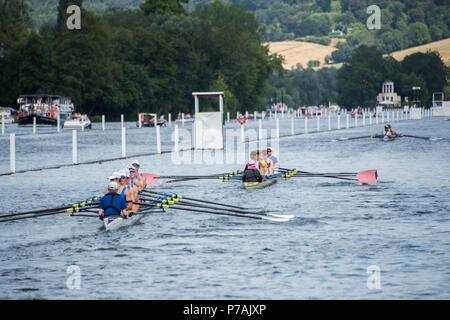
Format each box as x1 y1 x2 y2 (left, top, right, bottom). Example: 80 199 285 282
63 113 92 130
137 113 167 127
0 107 15 124
17 94 74 126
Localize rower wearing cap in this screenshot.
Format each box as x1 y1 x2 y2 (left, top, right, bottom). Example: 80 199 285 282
267 147 280 169
127 165 141 213
104 172 121 195
131 160 147 190
387 124 396 137
118 170 134 215
98 181 128 220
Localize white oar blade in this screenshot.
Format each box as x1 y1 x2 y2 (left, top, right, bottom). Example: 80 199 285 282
262 216 293 222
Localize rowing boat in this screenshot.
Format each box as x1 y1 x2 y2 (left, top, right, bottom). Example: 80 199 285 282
244 179 277 190
103 213 144 231
383 134 397 141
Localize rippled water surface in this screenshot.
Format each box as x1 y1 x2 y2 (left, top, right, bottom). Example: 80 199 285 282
0 117 449 299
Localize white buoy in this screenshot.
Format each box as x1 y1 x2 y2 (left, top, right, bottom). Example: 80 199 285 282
328 114 331 130
362 113 366 126
227 112 230 123
72 130 77 165
33 117 36 134
304 116 308 134
276 118 280 137
168 113 171 126
354 113 358 127
1 115 4 136
102 115 105 131
316 115 320 131
156 125 161 154
57 112 60 133
337 114 341 129
291 116 294 135
174 124 179 152
346 113 350 128
121 114 124 129
121 127 126 158
369 113 373 125
10 133 15 173
182 113 185 125
240 125 245 143
258 119 263 140
138 114 142 129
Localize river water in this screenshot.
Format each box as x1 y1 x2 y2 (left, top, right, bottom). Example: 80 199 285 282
0 116 449 299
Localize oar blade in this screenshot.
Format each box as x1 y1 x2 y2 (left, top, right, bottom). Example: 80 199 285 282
357 170 378 184
142 173 160 183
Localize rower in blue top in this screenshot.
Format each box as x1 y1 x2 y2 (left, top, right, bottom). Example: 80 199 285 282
98 181 128 220
267 147 280 169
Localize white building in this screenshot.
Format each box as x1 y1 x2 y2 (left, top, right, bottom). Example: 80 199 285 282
376 80 402 108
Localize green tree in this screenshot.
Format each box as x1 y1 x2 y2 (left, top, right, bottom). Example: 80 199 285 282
336 46 385 109
0 0 32 107
140 0 189 16
401 51 447 106
407 22 431 46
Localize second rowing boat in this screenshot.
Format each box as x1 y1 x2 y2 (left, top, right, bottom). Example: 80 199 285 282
244 179 277 190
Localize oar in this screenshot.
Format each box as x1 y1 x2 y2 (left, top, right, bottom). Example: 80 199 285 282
140 196 292 219
280 168 378 184
0 209 71 223
333 134 380 141
0 197 98 218
398 134 441 140
142 190 260 211
0 202 99 219
278 168 356 176
137 202 291 222
146 171 243 183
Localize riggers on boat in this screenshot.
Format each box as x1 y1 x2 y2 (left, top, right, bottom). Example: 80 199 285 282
243 179 277 190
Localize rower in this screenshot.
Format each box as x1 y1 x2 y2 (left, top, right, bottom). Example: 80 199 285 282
267 147 280 169
127 165 141 213
104 172 121 195
118 170 135 215
256 150 269 176
98 181 128 220
242 159 263 183
131 160 147 190
261 150 274 175
387 124 396 136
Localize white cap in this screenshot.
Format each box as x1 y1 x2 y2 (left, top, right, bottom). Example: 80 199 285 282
267 147 273 151
108 181 119 191
131 159 140 166
120 170 130 179
126 164 134 170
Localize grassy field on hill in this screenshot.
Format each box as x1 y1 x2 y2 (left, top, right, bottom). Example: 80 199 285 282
387 38 450 66
269 38 450 70
267 40 342 70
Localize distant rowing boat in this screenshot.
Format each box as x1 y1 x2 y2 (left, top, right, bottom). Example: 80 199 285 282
383 134 397 141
